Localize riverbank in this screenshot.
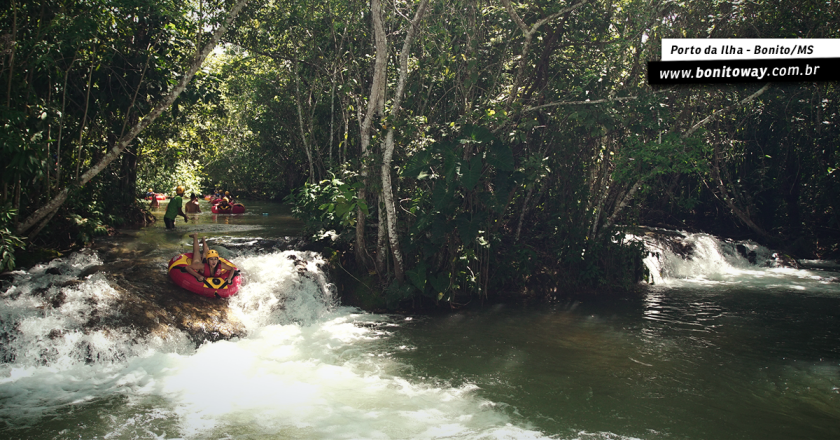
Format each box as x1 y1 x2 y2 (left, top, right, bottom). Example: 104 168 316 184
7 201 153 273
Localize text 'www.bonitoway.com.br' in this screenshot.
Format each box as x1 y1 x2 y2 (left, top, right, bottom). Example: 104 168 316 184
648 58 839 84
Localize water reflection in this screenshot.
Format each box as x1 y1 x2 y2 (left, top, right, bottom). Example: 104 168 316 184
387 284 840 439
4 217 840 439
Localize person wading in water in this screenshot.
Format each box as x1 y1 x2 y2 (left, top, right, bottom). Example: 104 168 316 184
163 186 188 229
185 194 202 213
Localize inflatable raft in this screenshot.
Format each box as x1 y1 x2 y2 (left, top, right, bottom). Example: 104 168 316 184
212 204 245 214
145 193 167 201
168 252 241 298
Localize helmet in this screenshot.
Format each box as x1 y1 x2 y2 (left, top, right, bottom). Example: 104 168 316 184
225 191 230 195
222 197 229 202
148 188 153 192
176 186 185 195
206 249 220 258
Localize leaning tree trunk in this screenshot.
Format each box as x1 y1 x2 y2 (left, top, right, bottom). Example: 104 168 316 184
16 0 251 237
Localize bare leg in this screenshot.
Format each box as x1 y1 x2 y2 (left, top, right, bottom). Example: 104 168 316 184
201 237 209 260
188 233 204 272
190 233 200 257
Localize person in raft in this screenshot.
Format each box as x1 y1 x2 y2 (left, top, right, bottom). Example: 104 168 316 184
185 233 235 284
216 197 232 212
185 193 202 213
224 190 235 204
163 186 189 229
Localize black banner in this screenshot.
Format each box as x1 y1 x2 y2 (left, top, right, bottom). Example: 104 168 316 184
648 58 840 84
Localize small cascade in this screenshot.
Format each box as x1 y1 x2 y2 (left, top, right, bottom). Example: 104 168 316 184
228 250 337 330
0 243 550 439
628 228 840 291
0 247 335 371
0 249 173 368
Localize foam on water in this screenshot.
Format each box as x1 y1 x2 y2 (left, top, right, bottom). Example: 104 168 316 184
630 231 840 294
0 249 563 439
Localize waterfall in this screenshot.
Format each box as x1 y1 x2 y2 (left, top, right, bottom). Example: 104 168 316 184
628 228 840 292
0 247 549 439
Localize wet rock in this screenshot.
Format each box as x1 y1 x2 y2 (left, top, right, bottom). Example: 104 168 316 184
57 279 84 289
636 227 694 258
50 291 67 309
78 265 104 278
97 271 248 344
736 244 757 264
770 253 800 269
78 260 135 278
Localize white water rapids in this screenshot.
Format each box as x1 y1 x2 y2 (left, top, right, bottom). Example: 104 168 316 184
631 230 840 294
1 228 839 439
0 249 546 439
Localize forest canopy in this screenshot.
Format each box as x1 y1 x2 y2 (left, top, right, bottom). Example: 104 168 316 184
2 0 839 304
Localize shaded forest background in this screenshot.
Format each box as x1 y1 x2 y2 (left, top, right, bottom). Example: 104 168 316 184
2 0 839 306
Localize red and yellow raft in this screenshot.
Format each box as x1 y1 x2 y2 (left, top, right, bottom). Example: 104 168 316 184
167 252 242 298
211 204 245 214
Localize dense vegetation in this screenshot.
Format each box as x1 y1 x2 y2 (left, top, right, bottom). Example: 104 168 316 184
2 0 838 307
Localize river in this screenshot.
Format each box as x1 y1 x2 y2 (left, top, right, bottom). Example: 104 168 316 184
1 199 839 439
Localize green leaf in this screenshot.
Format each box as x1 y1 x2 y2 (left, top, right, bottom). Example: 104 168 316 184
455 213 478 244
356 200 369 216
406 261 427 292
487 142 514 171
462 124 495 143
460 156 483 191
404 150 431 179
429 272 449 293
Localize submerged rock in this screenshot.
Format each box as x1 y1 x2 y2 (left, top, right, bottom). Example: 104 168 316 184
769 252 800 269
630 227 695 259
3 257 247 348
101 267 247 344
736 244 758 264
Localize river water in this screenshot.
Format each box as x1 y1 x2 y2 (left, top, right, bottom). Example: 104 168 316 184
1 200 839 439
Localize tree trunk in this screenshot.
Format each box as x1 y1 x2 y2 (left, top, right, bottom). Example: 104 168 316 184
709 142 769 238
500 0 589 108
514 183 535 243
377 0 429 282
16 0 251 236
376 197 387 275
5 0 16 108
55 54 77 185
354 0 390 269
293 57 315 183
75 43 97 182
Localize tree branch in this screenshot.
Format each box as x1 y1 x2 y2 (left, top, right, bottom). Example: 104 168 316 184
16 0 251 236
524 94 637 112
682 83 770 139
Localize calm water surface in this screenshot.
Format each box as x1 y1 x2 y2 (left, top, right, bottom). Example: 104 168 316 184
0 200 838 439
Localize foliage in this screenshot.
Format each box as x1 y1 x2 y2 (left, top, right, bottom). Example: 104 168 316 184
5 0 840 303
0 205 26 271
285 173 369 237
400 125 520 301
1 0 244 241
137 157 206 198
